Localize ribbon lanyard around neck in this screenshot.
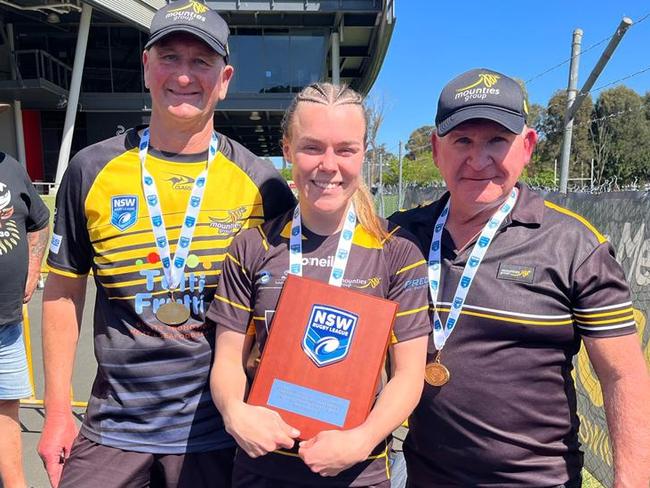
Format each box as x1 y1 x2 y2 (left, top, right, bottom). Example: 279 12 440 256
139 127 218 292
288 203 357 287
428 188 518 351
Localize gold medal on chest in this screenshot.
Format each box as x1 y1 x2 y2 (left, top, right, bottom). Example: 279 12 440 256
156 292 191 326
424 351 450 387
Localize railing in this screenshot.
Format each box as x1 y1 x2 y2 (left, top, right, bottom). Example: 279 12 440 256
32 181 57 196
14 49 72 91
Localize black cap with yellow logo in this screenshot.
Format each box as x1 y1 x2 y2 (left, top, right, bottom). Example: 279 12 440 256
145 0 230 60
435 68 528 136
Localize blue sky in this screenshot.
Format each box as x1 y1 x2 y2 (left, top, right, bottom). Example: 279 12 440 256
369 1 650 153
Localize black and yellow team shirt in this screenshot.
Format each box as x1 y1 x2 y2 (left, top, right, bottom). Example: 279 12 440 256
207 209 431 486
390 183 636 488
47 127 294 454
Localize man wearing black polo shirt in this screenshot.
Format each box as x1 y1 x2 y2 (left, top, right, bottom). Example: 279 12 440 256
390 68 650 487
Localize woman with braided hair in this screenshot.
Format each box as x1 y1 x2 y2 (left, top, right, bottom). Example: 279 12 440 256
208 82 430 487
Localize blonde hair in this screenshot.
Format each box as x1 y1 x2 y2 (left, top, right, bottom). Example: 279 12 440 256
282 82 389 242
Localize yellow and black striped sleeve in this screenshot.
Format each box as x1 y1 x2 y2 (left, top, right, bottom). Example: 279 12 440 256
47 138 118 277
572 242 636 337
386 226 432 343
206 228 257 333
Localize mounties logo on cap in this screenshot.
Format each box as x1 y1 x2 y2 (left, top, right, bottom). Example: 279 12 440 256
302 304 358 367
456 73 500 92
436 68 529 137
146 0 230 58
171 1 208 14
454 73 501 104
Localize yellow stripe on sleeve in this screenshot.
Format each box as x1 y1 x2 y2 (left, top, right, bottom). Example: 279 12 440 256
574 314 636 326
573 307 634 319
257 226 270 252
396 259 426 275
47 266 89 279
212 294 253 312
396 305 429 317
544 201 607 244
434 307 573 326
226 252 243 268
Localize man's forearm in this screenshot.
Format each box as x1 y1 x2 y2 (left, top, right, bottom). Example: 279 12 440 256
27 226 49 276
602 372 650 488
42 274 86 414
586 335 650 488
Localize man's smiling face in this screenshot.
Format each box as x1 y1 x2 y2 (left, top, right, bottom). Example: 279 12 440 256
143 32 233 126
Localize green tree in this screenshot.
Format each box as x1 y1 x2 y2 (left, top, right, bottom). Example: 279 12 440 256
526 102 545 132
364 95 386 186
381 147 442 186
591 86 650 184
366 144 397 185
531 90 594 182
405 125 434 160
278 167 292 181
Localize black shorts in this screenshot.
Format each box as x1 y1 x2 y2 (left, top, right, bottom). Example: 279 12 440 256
232 463 391 488
59 434 235 488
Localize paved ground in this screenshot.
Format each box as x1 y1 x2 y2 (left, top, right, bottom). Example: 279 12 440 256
15 278 97 488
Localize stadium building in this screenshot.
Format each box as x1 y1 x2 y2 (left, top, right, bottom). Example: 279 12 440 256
0 0 394 187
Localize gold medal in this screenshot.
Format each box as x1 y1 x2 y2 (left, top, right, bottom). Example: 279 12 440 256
424 351 450 387
156 293 191 326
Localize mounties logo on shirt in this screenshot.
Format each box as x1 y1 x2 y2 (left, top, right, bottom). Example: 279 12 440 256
209 207 247 236
110 195 138 231
302 304 358 367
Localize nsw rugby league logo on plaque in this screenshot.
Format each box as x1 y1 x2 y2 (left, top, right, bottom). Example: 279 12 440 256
302 305 358 367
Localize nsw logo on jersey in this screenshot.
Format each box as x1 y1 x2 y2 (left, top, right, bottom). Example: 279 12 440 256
111 195 138 231
302 305 358 367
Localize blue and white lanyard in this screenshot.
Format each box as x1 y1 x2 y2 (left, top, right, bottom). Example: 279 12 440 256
428 189 518 351
288 203 357 287
139 127 218 292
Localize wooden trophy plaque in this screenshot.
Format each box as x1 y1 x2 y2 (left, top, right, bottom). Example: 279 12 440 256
247 274 398 440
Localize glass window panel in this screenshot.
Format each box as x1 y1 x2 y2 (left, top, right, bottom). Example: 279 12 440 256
82 26 111 92
228 31 325 95
262 34 290 93
228 35 264 93
290 34 326 91
109 27 143 92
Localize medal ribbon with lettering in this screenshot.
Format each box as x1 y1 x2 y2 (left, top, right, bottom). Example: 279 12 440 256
425 188 518 386
139 127 219 325
288 203 357 287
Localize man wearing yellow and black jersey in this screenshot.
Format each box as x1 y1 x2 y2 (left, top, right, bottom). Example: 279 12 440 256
390 68 650 487
37 2 294 487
